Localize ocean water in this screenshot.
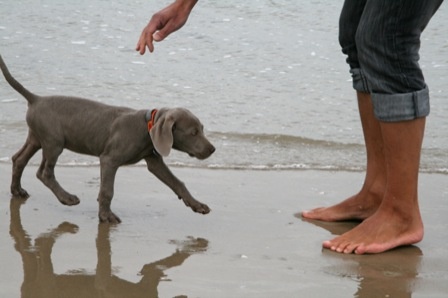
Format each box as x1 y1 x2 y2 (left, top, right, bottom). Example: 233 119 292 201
0 0 447 173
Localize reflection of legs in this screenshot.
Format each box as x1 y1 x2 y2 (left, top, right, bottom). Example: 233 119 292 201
95 224 112 291
35 222 79 277
323 118 425 254
10 198 78 298
302 92 386 221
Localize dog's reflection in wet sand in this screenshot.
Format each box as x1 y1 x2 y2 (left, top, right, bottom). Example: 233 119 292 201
9 198 208 298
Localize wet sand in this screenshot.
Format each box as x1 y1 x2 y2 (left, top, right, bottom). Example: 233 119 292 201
0 163 447 297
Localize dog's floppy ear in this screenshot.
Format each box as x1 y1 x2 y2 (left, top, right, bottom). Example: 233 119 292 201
149 109 175 156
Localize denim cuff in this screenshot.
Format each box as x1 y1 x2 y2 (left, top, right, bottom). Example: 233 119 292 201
371 86 430 122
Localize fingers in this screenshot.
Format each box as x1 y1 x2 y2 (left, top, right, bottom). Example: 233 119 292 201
135 31 165 55
135 34 150 55
136 0 196 55
136 24 155 55
135 22 173 55
136 12 165 54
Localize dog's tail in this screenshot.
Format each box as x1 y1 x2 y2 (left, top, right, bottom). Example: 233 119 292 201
0 55 37 104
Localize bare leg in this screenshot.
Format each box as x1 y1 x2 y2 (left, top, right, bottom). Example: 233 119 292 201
302 92 386 221
323 117 425 254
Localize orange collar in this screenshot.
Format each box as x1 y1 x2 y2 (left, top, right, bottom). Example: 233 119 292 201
147 109 158 133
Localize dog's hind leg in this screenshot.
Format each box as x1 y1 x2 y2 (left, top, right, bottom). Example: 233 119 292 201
11 132 41 198
37 146 80 206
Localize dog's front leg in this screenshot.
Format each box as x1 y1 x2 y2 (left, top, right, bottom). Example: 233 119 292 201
145 154 210 214
98 158 121 223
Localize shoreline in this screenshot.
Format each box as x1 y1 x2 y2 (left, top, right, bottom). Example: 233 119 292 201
1 159 447 175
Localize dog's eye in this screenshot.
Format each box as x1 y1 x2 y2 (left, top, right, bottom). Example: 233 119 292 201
192 129 198 136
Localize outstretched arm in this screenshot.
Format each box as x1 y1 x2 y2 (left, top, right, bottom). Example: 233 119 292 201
136 0 198 54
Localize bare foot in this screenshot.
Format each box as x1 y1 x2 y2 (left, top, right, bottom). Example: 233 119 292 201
302 185 383 222
322 203 424 254
302 170 386 222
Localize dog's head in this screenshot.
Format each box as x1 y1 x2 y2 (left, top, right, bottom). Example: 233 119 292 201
149 108 215 159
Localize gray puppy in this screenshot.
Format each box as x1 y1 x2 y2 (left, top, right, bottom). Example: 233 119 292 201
0 55 215 223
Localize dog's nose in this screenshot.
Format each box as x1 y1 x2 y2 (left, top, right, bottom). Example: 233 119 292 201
209 145 216 155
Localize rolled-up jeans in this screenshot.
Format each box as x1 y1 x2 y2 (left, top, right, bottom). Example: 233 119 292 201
339 0 443 121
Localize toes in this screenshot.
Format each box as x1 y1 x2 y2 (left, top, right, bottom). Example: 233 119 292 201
345 242 362 254
324 237 362 254
322 240 333 249
301 208 324 219
323 238 349 253
354 245 368 255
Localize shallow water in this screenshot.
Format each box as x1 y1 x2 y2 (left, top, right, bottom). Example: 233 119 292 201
0 0 447 173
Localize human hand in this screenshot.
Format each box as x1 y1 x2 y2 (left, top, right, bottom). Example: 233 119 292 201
136 0 198 54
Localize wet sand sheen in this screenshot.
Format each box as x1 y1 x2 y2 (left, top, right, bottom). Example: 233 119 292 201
1 164 447 297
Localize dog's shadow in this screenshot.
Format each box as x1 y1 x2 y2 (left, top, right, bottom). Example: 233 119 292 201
9 198 208 298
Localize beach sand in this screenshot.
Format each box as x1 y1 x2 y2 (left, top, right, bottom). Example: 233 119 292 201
0 163 447 297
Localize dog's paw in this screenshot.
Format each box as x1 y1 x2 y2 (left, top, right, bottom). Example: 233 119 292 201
99 210 122 224
188 200 211 214
178 196 210 214
11 187 30 199
194 203 211 214
59 194 80 206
